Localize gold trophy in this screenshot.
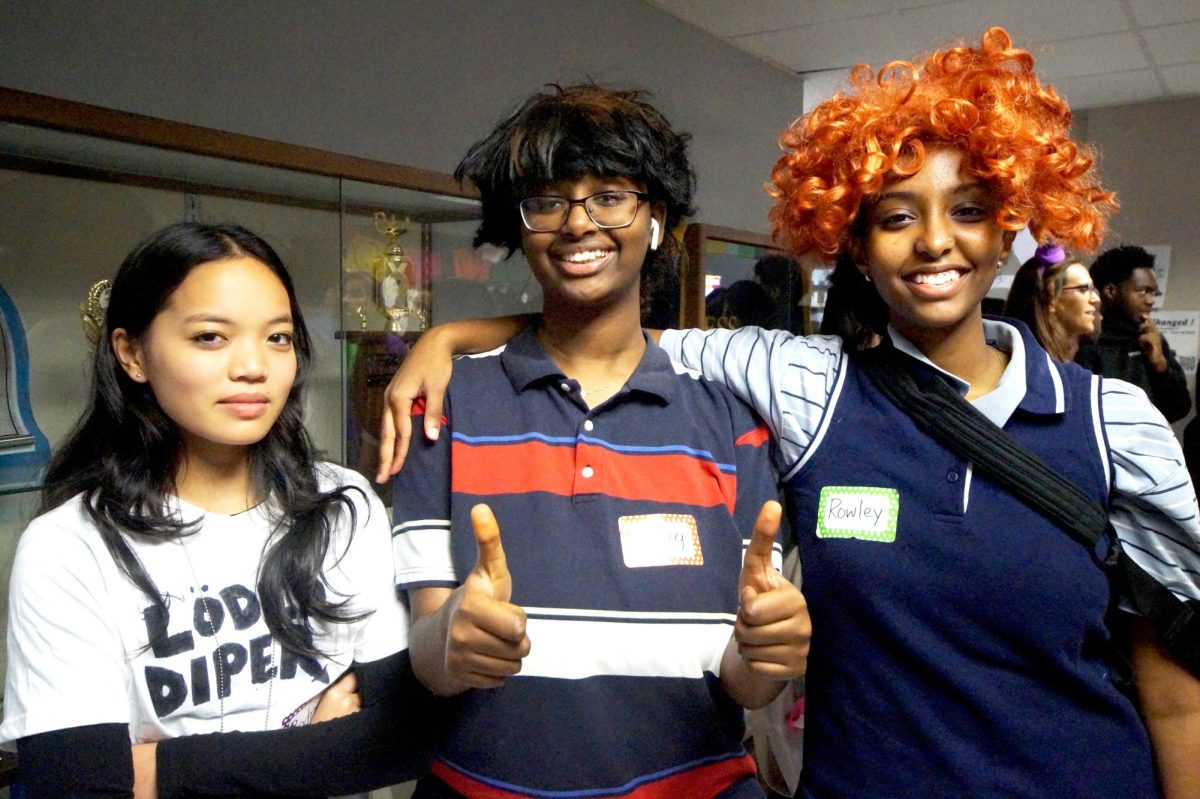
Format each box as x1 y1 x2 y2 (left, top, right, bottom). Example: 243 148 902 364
373 212 414 333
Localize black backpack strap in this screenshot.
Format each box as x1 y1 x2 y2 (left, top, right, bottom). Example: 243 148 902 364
857 344 1200 677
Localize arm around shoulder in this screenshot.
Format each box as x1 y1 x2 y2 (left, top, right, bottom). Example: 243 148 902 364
377 315 531 480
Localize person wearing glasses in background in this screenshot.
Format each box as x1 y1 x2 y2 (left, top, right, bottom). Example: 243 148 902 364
1075 244 1192 421
1003 243 1101 363
389 84 810 799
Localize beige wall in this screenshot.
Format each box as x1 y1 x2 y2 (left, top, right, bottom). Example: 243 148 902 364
1086 97 1200 315
0 0 805 235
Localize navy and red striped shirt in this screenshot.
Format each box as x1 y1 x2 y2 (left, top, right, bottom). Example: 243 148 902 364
393 327 778 799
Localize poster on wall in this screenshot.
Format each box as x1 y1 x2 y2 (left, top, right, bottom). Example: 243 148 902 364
1150 309 1198 376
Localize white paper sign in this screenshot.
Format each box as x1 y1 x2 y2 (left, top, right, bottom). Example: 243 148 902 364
1150 310 1198 376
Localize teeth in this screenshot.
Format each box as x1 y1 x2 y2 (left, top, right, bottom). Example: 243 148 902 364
912 271 961 286
562 250 608 263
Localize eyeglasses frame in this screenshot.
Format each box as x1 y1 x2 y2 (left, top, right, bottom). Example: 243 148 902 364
518 190 650 233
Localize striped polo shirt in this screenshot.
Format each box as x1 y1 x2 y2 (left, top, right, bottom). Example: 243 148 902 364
392 326 779 799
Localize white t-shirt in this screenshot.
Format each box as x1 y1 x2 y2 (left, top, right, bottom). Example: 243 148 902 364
1 463 407 746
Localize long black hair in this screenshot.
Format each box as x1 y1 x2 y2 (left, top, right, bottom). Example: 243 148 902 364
42 222 364 659
455 83 696 326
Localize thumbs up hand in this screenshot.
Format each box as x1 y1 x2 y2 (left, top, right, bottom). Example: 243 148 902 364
442 504 531 689
732 501 810 685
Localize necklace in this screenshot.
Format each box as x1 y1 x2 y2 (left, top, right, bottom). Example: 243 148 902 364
578 379 624 399
177 536 274 732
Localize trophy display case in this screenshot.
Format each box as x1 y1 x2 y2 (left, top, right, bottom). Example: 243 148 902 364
682 223 808 334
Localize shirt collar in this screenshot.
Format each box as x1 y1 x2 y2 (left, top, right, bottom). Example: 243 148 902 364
499 325 679 405
886 317 1068 428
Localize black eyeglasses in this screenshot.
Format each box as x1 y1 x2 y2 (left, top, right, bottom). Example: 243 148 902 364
519 190 648 232
1061 282 1098 296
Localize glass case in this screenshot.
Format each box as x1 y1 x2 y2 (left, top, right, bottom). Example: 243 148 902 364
0 104 539 708
682 223 807 333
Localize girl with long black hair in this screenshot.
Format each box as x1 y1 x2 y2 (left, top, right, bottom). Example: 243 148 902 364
3 222 431 798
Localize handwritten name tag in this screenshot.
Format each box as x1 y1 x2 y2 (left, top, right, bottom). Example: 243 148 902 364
816 486 899 542
619 513 704 567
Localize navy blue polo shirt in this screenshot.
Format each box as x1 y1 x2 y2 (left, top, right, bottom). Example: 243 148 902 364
664 319 1166 799
393 326 779 799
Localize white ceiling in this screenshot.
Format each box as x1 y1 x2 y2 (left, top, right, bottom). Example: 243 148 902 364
649 0 1200 110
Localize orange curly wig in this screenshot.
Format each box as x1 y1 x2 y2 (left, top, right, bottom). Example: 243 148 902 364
768 27 1117 260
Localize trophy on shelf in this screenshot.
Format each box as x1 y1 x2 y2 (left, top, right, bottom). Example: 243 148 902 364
79 279 112 345
372 211 425 333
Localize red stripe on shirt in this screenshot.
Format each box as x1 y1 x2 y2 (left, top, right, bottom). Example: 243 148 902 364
410 396 449 425
452 440 737 512
431 752 756 798
735 423 770 448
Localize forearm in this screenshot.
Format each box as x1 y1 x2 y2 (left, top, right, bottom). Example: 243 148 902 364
430 314 531 355
156 655 438 798
1133 620 1200 799
719 636 788 710
17 723 134 799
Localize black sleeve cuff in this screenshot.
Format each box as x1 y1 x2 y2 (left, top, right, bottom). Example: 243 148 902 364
17 723 134 799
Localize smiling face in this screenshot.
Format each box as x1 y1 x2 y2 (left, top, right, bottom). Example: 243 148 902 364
519 173 664 318
112 256 297 460
1049 262 1101 340
859 148 1013 345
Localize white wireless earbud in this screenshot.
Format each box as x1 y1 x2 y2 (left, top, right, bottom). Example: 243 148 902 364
649 218 661 251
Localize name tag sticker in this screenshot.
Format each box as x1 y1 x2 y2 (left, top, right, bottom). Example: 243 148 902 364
619 513 704 567
816 486 899 542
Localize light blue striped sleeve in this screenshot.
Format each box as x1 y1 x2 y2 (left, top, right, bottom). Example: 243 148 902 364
659 327 846 474
1099 376 1200 604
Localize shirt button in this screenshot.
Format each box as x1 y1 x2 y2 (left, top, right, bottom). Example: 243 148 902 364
581 466 594 478
946 470 959 483
560 382 572 393
583 420 594 432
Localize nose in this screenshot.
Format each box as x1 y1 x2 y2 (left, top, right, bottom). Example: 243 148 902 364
561 200 597 237
914 217 953 260
231 341 268 382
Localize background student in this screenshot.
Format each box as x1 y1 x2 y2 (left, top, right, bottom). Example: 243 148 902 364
1075 244 1192 421
1004 243 1102 362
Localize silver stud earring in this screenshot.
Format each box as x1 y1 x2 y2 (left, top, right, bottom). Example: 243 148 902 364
135 371 143 379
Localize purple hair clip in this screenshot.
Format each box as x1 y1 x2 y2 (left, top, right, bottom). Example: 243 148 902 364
1034 243 1066 268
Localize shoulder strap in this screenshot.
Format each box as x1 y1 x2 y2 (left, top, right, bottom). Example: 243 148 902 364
857 344 1200 677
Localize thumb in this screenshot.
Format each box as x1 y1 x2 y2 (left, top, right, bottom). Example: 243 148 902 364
740 500 782 594
470 503 512 602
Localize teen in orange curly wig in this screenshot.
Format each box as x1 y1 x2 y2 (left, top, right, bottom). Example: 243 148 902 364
769 26 1116 259
380 27 1200 799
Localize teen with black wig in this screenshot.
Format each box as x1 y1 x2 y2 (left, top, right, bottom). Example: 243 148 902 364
388 84 810 798
1 222 434 798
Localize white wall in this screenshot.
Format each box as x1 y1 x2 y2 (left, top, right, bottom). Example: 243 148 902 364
0 0 805 235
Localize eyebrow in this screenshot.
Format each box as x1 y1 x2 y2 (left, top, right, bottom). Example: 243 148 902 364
875 183 986 204
182 313 294 325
